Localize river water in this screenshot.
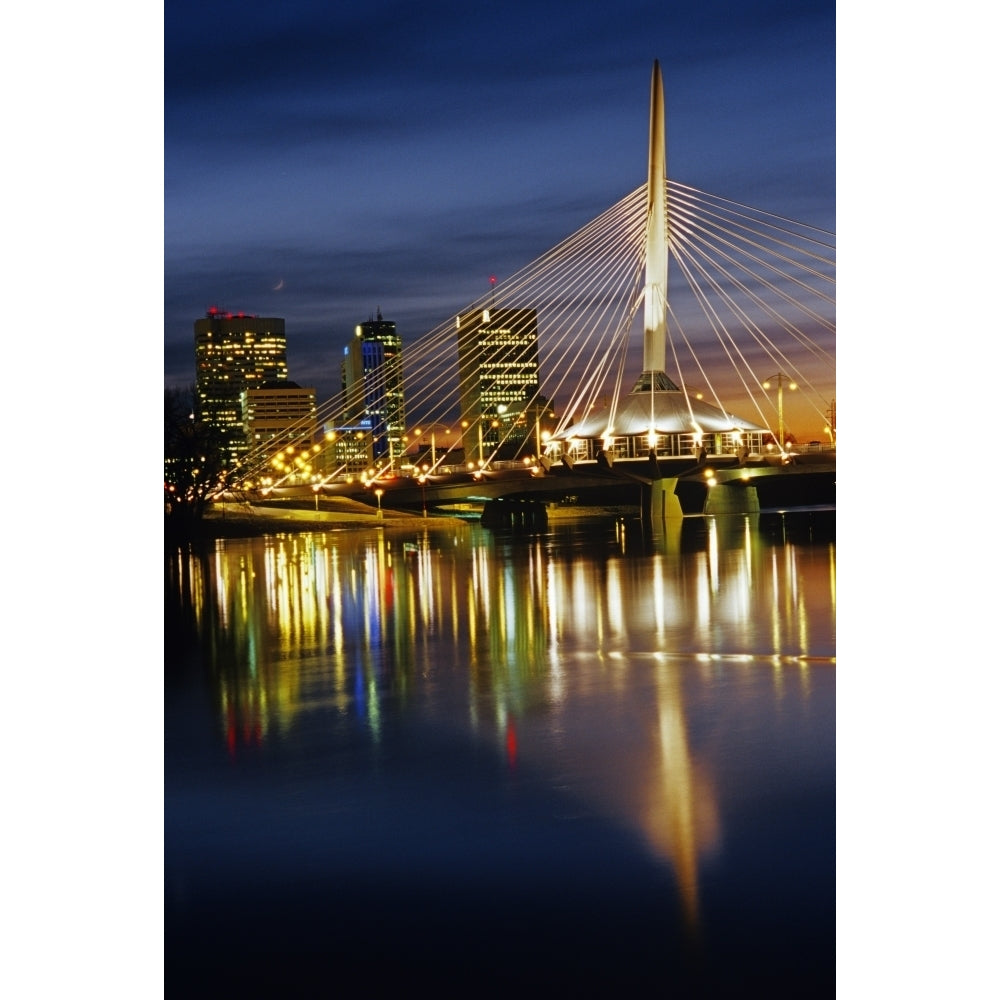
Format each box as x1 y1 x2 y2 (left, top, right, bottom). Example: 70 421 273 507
165 509 835 995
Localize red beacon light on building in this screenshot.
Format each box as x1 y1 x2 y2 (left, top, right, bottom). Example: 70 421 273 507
205 306 257 320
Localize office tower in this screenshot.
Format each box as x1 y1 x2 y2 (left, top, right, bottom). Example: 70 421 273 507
340 310 406 467
242 380 317 480
318 419 378 479
456 306 540 463
194 308 288 467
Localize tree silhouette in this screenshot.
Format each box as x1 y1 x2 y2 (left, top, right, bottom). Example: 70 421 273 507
164 387 226 529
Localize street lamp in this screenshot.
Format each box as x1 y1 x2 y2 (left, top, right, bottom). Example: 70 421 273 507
762 373 797 451
374 488 384 520
825 397 836 448
412 424 452 471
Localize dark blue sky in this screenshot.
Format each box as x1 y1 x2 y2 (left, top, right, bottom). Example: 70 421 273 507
165 0 835 407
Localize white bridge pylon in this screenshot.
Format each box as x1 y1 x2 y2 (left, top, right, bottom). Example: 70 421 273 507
643 58 668 377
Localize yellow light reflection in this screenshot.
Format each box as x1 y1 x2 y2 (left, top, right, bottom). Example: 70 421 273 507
169 511 833 932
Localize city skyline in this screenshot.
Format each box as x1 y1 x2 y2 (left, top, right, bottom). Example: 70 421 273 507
165 1 835 434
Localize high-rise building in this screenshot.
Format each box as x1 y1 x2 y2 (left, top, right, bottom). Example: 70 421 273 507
318 419 379 479
194 308 288 467
242 380 317 480
456 306 540 462
340 310 406 466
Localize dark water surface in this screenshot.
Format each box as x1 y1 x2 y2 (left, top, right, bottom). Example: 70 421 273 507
165 510 835 995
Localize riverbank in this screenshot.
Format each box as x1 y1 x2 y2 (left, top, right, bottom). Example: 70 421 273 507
165 498 435 541
165 498 648 542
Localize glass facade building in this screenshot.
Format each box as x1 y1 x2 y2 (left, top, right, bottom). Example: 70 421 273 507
340 311 406 467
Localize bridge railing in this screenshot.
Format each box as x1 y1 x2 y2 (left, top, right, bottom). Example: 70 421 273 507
395 459 540 478
310 445 835 489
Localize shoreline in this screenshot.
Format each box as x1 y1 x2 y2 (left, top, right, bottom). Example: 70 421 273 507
165 499 458 541
164 502 834 543
163 499 646 542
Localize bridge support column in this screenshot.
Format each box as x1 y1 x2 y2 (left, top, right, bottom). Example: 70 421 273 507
704 483 759 515
642 478 685 523
671 477 761 515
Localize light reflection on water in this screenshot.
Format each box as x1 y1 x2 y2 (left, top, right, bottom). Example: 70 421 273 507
166 511 834 993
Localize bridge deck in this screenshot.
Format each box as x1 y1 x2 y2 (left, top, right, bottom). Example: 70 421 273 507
229 452 835 518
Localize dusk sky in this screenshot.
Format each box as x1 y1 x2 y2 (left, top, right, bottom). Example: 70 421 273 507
165 0 835 420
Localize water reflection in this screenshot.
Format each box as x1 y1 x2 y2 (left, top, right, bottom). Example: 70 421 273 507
166 511 834 986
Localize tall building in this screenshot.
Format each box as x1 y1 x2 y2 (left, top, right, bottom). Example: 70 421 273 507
242 380 317 481
195 308 288 467
456 306 540 462
318 419 379 479
340 310 406 466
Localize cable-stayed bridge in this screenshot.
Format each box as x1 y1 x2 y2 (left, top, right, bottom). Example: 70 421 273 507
221 62 834 524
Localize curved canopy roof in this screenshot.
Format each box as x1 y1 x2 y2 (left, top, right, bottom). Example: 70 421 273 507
556 376 767 440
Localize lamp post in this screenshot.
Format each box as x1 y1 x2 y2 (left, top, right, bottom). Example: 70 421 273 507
412 424 452 471
762 373 797 451
534 408 555 460
539 428 551 464
375 488 384 520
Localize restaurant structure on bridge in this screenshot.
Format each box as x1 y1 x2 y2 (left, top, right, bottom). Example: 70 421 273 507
549 370 769 466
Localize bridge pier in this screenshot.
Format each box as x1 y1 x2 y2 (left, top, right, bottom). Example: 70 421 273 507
642 477 760 520
705 482 760 515
642 479 685 521
481 498 549 532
